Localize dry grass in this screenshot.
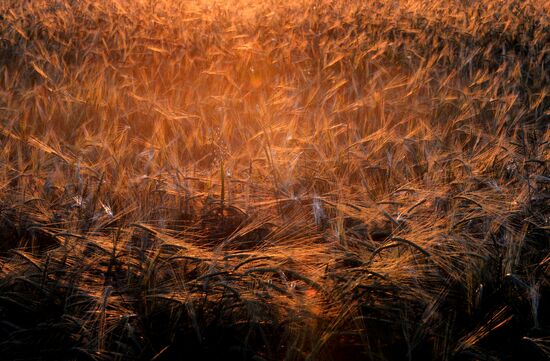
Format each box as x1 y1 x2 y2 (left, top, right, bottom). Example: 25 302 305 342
0 0 548 360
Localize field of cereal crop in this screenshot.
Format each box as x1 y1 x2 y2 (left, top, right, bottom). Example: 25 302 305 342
0 0 548 360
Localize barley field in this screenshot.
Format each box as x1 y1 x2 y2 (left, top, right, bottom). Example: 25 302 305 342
0 0 548 360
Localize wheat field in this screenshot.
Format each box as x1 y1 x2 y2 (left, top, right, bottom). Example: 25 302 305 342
0 0 548 360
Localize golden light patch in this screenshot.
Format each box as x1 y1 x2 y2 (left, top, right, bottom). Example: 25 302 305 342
250 73 263 88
